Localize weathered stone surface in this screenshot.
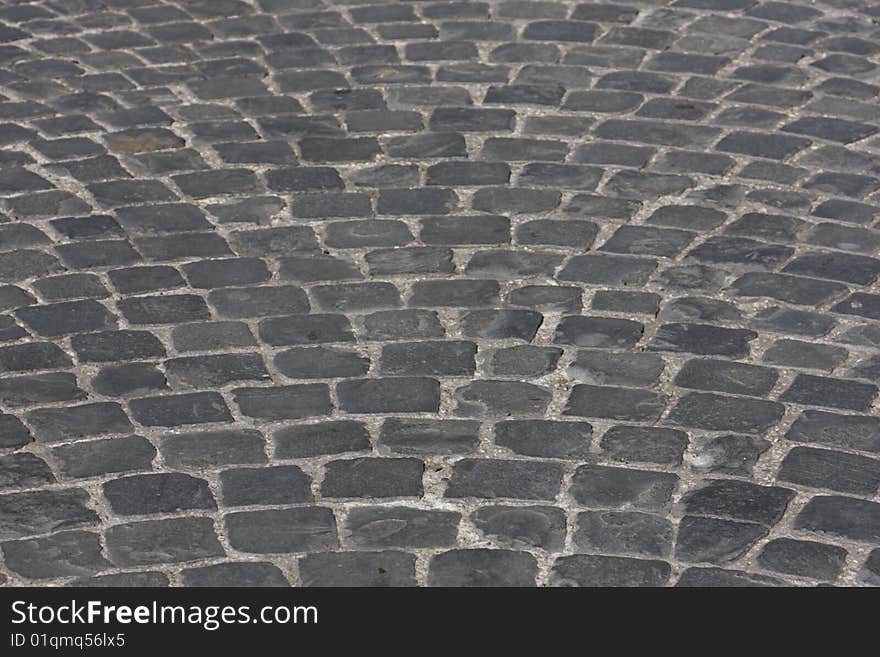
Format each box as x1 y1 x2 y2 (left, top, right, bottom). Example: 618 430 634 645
675 516 767 564
667 393 785 434
300 551 417 587
446 458 563 501
495 420 592 459
550 555 671 587
757 538 847 582
2 531 110 579
181 562 290 588
103 473 216 516
676 567 782 587
2 0 877 588
600 426 688 466
26 403 133 443
428 549 537 587
795 496 880 543
681 479 794 526
345 507 460 549
225 508 338 554
53 436 156 479
379 419 479 455
106 517 224 566
575 510 673 558
453 380 552 417
570 465 678 512
471 505 566 550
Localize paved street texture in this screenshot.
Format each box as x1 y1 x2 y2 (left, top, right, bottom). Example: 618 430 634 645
0 0 878 588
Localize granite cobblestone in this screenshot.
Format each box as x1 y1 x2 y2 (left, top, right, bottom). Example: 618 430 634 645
0 0 878 587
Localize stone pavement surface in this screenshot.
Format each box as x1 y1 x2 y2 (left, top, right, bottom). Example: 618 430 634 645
0 0 878 588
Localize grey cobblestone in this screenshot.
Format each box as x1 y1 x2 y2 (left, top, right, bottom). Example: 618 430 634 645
0 0 878 588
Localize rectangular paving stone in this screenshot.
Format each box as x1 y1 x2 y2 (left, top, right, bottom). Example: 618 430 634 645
133 233 233 261
715 131 812 159
2 531 110 580
674 359 778 397
453 380 552 417
780 374 877 412
599 426 688 466
160 429 266 469
445 458 563 500
429 107 515 131
782 116 876 143
209 285 310 318
674 515 767 565
833 293 880 320
380 341 476 376
379 419 480 455
345 507 460 549
795 496 880 543
225 507 338 554
164 354 270 389
0 488 97 540
26 402 133 443
551 554 670 587
428 549 538 587
232 385 332 420
220 465 312 506
410 280 500 307
108 266 185 294
595 119 720 147
667 392 785 434
731 272 847 306
337 378 440 414
129 392 233 427
52 436 157 479
783 252 880 285
274 346 369 380
557 254 657 286
103 473 215 516
322 458 424 498
115 203 210 235
471 504 566 551
420 216 511 246
681 479 794 526
0 372 84 408
15 300 117 337
71 330 166 363
757 538 847 582
55 241 140 269
299 551 417 587
785 410 880 454
172 169 262 199
570 464 678 512
0 342 64 372
259 314 354 346
182 258 270 289
50 215 124 241
274 421 371 459
495 420 593 458
779 446 880 495
649 323 756 358
564 385 667 422
0 452 56 490
118 294 211 324
106 517 224 566
687 236 795 269
574 510 673 558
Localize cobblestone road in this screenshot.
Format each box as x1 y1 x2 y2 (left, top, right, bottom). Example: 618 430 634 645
0 0 878 587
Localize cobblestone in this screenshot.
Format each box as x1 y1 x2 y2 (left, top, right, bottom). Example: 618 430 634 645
0 0 878 588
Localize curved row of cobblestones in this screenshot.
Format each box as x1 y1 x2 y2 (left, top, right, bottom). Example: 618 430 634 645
0 0 878 586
